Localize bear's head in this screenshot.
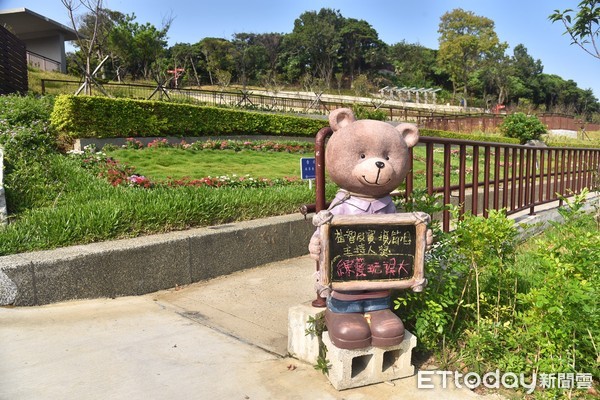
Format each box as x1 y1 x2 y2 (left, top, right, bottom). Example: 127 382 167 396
325 108 419 198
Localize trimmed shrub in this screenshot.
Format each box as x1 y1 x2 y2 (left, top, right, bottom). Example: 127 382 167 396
499 112 547 144
50 95 328 139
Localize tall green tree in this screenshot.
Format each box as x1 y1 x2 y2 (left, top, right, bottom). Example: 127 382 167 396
231 33 271 87
253 33 284 84
550 0 600 59
437 8 505 106
339 18 386 85
286 8 344 88
388 41 441 88
197 37 235 86
108 13 170 80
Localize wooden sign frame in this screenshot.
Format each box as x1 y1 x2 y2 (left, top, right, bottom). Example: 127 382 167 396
320 212 429 291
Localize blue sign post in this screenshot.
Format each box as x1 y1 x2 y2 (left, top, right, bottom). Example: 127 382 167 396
300 157 316 189
300 157 316 179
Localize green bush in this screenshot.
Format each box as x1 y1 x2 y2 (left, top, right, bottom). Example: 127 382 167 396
0 94 55 126
50 95 328 139
499 112 547 144
0 95 60 214
394 193 599 397
351 104 387 121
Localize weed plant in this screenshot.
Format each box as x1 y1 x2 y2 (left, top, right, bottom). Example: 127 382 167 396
394 191 599 398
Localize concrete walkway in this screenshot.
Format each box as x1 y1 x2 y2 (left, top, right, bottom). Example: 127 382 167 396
0 255 503 400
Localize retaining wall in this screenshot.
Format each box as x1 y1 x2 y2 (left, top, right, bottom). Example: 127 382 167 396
0 213 316 306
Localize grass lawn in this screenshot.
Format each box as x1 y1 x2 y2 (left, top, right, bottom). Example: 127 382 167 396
106 148 308 181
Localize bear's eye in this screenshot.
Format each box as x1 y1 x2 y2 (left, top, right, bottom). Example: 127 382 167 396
360 154 366 159
385 156 390 161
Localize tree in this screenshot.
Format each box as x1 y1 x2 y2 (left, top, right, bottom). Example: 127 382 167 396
61 0 105 94
388 41 442 88
253 33 283 84
339 18 386 85
74 7 126 79
549 0 600 59
231 33 271 88
512 44 543 81
108 13 171 80
168 42 201 86
197 37 235 86
437 8 506 106
287 8 344 88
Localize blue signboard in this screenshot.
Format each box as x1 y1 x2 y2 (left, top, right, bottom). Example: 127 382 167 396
300 157 316 180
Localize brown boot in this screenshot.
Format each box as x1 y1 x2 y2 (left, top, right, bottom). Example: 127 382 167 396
324 309 371 350
366 309 405 348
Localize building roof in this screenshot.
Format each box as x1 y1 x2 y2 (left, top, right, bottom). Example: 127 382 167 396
0 7 78 41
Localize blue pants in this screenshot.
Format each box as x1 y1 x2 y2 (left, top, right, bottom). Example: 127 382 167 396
327 295 390 313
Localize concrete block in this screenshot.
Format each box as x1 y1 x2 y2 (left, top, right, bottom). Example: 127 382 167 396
287 302 325 364
107 237 192 297
189 215 307 282
322 330 417 390
287 216 315 258
0 255 35 306
29 246 117 304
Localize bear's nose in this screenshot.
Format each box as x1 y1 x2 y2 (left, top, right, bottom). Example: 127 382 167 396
375 161 385 169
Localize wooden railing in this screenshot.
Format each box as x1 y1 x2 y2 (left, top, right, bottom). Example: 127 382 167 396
413 137 600 231
306 130 600 232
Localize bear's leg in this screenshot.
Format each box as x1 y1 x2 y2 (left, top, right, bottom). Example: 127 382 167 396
366 309 405 348
324 309 371 350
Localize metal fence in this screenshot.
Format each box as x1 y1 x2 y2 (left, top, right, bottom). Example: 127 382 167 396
308 128 600 232
40 78 599 133
27 51 61 72
417 113 600 133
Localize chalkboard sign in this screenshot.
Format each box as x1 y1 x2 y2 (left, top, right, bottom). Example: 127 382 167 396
320 212 430 291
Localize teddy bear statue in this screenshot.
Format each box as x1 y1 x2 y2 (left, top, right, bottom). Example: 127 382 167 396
309 107 431 350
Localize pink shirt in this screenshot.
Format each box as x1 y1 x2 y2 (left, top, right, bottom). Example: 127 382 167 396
328 190 396 216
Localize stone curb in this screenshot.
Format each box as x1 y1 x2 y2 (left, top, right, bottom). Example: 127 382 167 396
0 213 315 306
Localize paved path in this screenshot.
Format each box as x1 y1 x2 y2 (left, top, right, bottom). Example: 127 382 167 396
0 256 504 400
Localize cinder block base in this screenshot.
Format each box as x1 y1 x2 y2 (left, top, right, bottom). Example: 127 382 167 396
322 330 417 390
288 302 418 391
287 302 325 364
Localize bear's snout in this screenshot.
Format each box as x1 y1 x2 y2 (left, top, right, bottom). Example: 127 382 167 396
375 161 385 169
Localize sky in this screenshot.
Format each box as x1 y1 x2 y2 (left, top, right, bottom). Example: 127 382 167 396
1 0 599 98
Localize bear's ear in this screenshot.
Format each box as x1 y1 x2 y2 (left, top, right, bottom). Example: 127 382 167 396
396 123 419 148
329 108 356 131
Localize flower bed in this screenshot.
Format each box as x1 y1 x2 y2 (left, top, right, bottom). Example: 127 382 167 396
69 138 311 189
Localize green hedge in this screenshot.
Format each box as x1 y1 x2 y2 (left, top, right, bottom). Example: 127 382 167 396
50 95 328 139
